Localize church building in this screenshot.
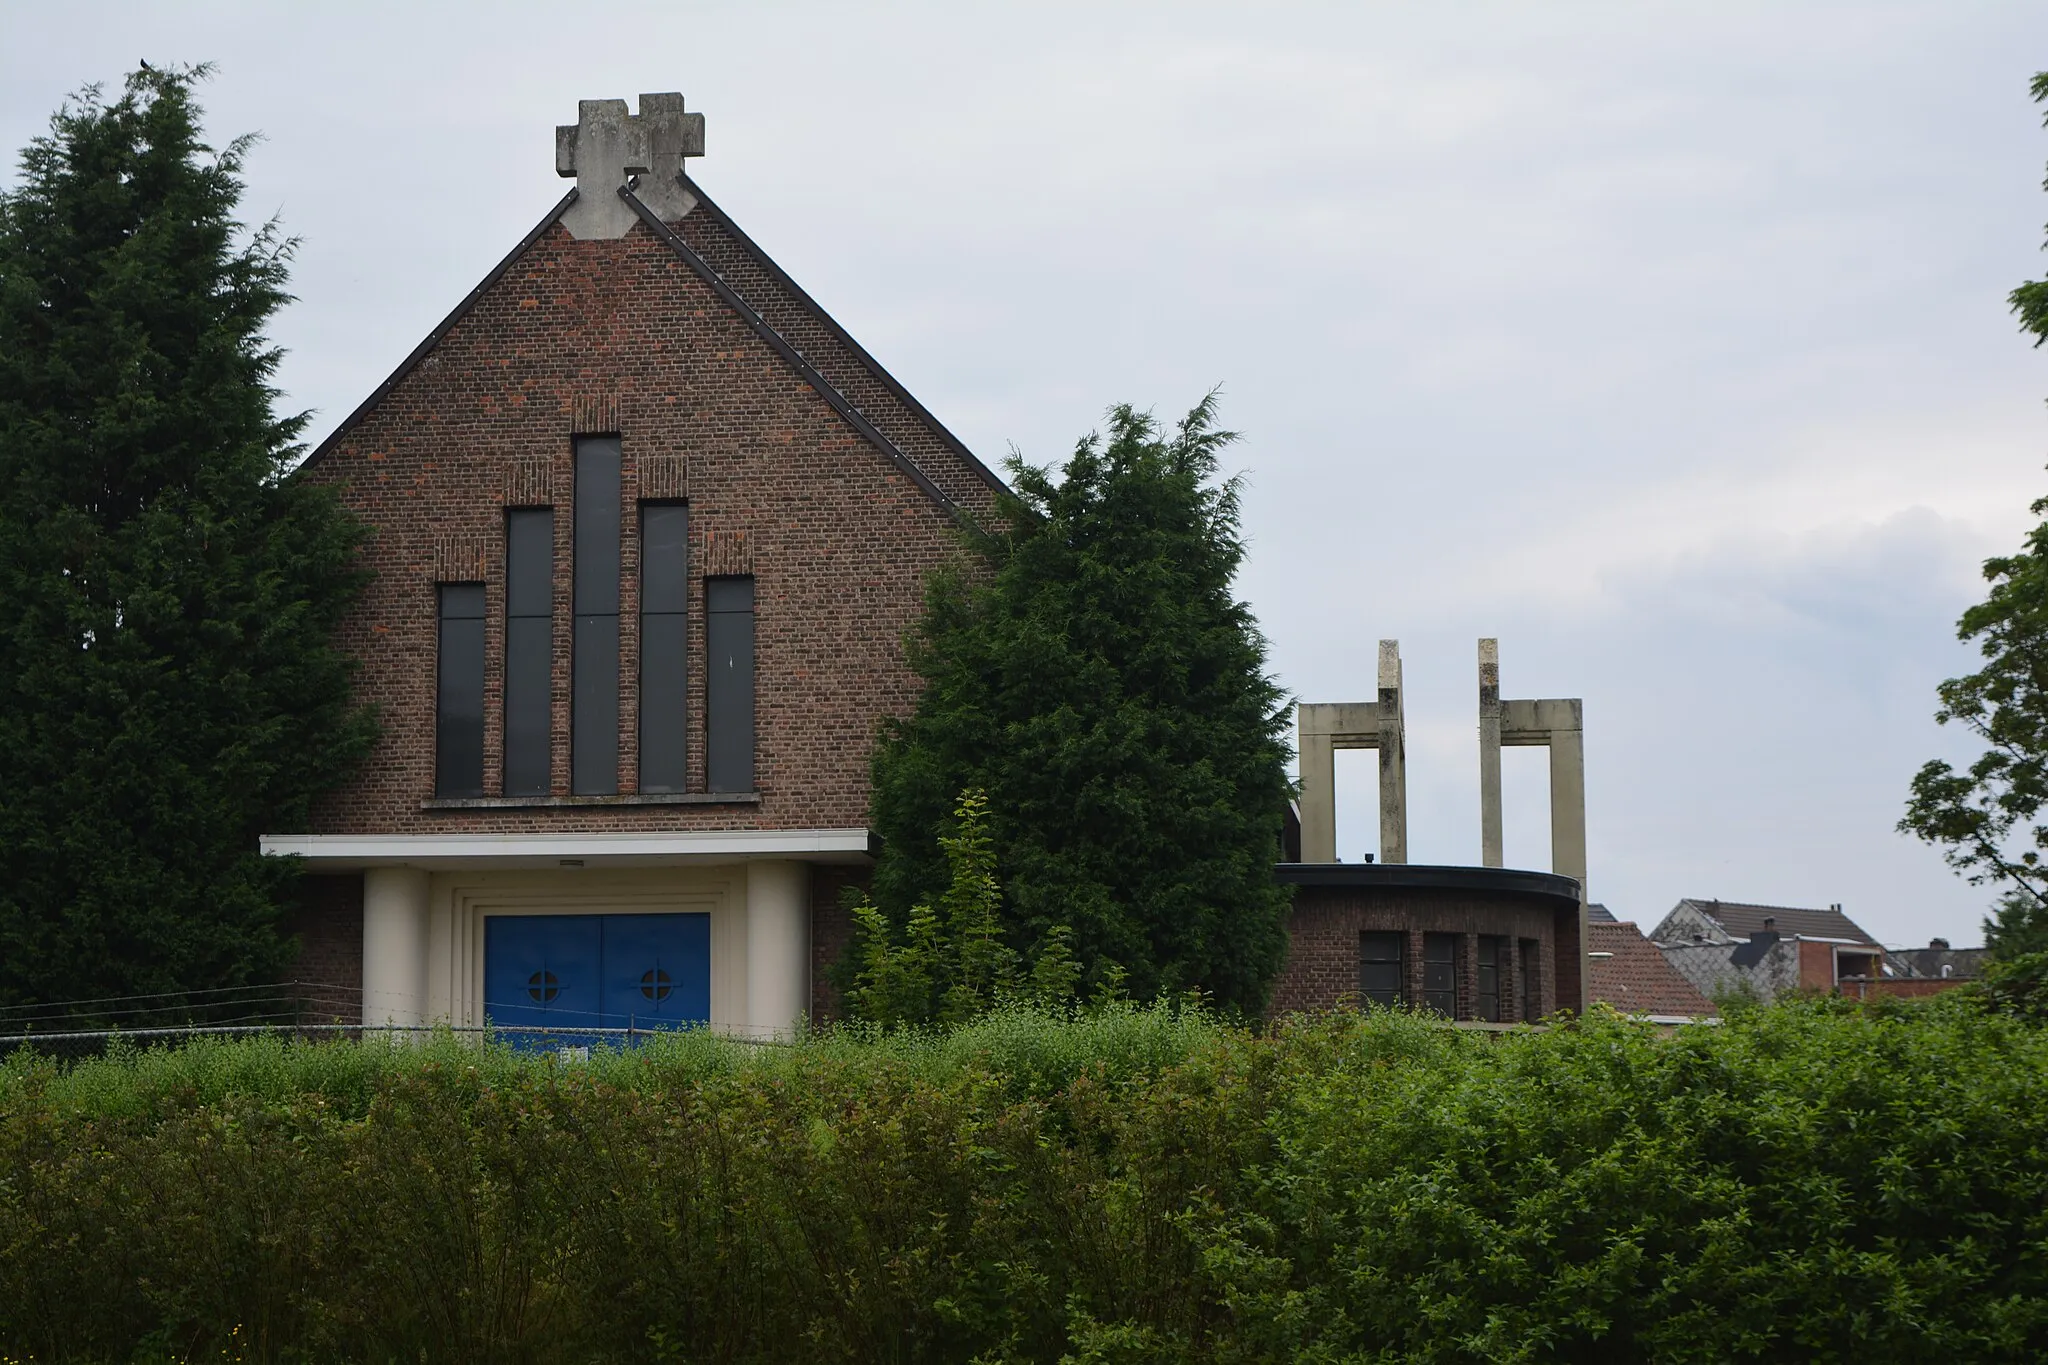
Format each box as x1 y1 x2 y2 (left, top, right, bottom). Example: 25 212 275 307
266 94 1004 1038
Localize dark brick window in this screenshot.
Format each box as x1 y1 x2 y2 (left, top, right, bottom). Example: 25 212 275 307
435 583 486 798
1422 933 1458 1017
638 502 689 792
504 508 554 796
572 436 621 795
1359 931 1404 1008
1518 938 1541 1022
706 575 755 793
1476 936 1504 1022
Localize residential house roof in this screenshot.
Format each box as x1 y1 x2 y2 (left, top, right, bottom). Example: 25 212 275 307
1589 920 1716 1020
1660 898 1880 947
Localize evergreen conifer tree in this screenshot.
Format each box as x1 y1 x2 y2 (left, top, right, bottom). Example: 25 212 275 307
0 66 374 1013
862 395 1293 1016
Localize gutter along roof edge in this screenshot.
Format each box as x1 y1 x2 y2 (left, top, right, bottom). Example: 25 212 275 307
620 185 970 524
678 174 1009 495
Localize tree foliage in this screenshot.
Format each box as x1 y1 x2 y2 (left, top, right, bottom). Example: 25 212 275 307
0 66 374 1012
5 996 2048 1361
860 395 1293 1017
1904 71 2048 991
843 788 1082 1027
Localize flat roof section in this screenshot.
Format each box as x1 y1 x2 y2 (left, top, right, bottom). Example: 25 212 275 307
1275 862 1582 905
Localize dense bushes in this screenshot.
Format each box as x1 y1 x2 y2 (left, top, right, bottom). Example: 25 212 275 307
2 996 2046 1362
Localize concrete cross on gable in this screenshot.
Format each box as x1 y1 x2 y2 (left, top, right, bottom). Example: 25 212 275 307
555 93 706 239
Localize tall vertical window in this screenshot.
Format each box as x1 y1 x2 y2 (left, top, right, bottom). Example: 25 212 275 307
1518 938 1541 1023
1476 937 1502 1023
572 436 621 795
1359 931 1404 1009
706 575 755 793
638 504 689 792
436 584 486 798
504 508 554 797
1422 933 1458 1017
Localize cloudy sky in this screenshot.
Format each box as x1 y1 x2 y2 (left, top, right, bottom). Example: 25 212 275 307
6 1 2047 946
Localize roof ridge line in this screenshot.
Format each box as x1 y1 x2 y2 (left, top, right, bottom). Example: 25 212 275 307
620 186 972 526
297 189 581 472
677 174 1009 495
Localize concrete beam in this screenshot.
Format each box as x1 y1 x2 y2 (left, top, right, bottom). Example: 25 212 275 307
1293 641 1407 863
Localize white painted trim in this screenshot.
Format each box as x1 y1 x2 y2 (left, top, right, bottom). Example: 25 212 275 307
259 828 876 868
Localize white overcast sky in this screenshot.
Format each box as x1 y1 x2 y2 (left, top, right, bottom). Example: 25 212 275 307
6 1 2048 948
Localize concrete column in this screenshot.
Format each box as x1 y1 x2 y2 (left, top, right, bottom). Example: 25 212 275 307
1549 711 1587 897
745 860 810 1040
1478 638 1503 867
1297 713 1336 863
1548 707 1589 1015
1377 640 1407 864
362 867 431 1029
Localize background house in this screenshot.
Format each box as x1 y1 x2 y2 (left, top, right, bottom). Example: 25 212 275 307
1651 898 1887 1003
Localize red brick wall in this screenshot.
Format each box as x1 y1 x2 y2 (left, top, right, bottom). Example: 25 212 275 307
1270 886 1567 1020
300 217 994 838
1798 938 1836 991
283 873 364 1025
809 863 868 1022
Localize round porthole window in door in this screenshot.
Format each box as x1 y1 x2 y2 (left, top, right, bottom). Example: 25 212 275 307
640 967 673 1002
527 969 561 1004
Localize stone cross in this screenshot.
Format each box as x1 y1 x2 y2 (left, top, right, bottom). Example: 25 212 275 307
556 93 706 239
1295 640 1408 864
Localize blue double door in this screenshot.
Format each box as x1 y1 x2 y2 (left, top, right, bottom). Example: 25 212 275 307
484 913 710 1038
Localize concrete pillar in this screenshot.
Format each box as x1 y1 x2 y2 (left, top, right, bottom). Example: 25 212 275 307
1377 640 1407 864
362 867 431 1029
1548 712 1587 898
1297 716 1336 863
1549 710 1590 1015
1478 638 1503 867
745 860 810 1040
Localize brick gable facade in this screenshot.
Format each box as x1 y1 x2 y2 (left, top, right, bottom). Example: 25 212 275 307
300 214 994 838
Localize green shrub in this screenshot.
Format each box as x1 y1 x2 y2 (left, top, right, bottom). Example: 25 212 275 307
2 996 2045 1362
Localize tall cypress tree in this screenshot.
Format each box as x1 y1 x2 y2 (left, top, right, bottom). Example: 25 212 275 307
864 395 1294 1016
0 66 374 1012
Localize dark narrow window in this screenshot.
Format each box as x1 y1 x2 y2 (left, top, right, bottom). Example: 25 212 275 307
572 437 621 795
436 584 486 798
706 575 755 793
1476 936 1502 1023
504 508 554 796
1518 938 1541 1023
639 503 689 792
1359 931 1404 1009
1422 933 1458 1017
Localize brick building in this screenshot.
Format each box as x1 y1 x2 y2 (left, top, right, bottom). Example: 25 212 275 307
264 94 1003 1036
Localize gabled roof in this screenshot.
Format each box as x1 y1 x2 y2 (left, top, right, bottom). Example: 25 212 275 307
1589 921 1716 1020
297 180 1006 522
1666 898 1879 947
1587 903 1617 923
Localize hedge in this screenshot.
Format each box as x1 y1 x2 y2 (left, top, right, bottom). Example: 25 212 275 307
2 995 2044 1363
